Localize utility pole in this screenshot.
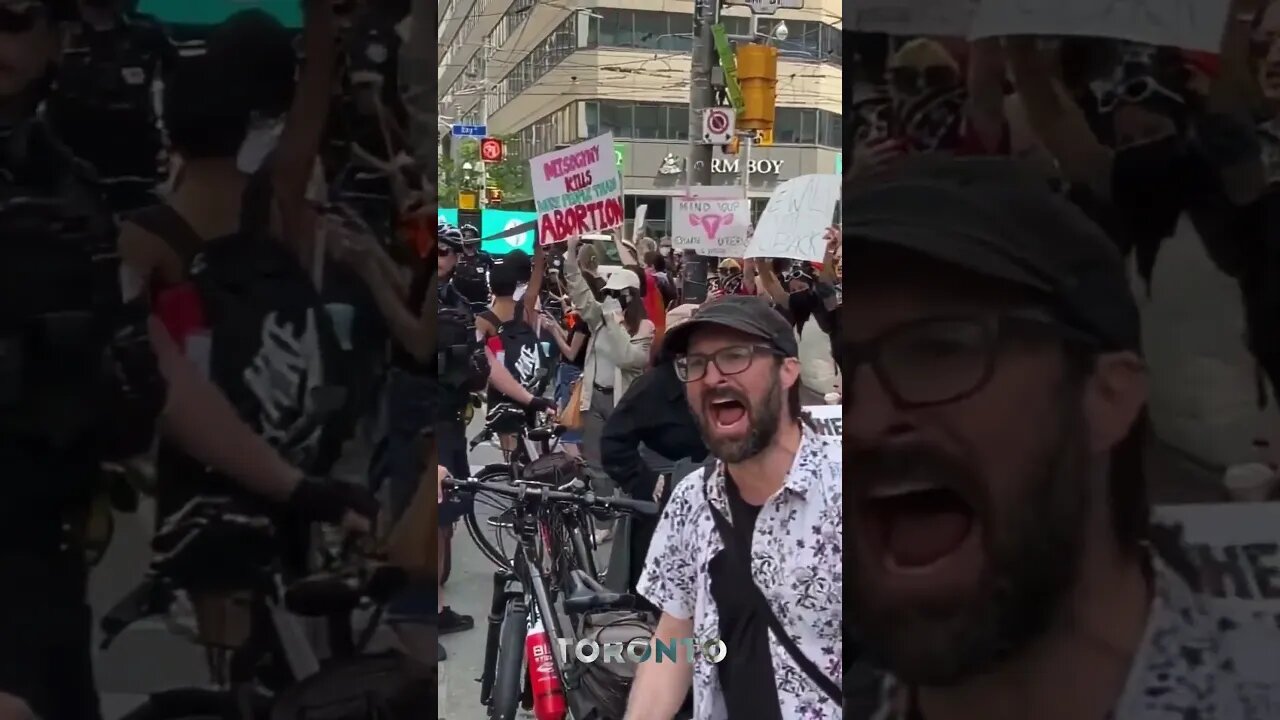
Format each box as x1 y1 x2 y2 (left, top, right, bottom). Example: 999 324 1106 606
479 43 492 210
687 0 719 189
684 0 719 303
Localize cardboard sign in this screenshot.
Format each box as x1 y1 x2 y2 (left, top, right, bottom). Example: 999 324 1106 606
531 134 625 245
852 0 976 37
969 0 1231 53
672 197 752 258
1151 503 1280 625
805 405 842 437
746 174 840 263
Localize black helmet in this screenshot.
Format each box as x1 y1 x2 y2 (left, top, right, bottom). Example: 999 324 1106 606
460 223 481 243
441 226 464 251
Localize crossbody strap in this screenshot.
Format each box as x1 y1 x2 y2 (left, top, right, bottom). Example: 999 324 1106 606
703 470 841 704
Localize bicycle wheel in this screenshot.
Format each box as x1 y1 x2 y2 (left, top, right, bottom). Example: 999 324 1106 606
117 688 231 719
464 463 521 571
489 599 528 720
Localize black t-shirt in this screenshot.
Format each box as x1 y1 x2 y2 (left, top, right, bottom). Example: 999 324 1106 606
710 472 782 719
566 317 591 368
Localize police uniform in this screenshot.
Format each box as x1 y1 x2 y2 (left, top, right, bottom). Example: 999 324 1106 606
453 245 494 311
0 117 165 720
45 12 176 214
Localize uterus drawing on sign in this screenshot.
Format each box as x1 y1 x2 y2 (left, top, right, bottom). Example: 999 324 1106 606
690 214 735 240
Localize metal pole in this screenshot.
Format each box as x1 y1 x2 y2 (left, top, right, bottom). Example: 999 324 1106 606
740 132 752 196
479 45 490 209
684 0 719 302
687 0 719 190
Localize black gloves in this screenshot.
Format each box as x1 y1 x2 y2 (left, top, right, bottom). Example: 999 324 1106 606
287 477 379 525
528 396 557 413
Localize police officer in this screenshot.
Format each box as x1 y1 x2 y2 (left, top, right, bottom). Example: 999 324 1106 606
0 4 373 715
452 224 493 312
44 0 176 214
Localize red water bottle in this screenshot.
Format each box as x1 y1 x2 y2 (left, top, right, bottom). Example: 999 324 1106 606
526 617 567 720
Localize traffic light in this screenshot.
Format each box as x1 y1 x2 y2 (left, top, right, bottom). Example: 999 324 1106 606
736 43 777 132
485 187 503 205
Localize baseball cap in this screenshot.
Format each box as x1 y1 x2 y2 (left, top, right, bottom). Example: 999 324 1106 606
603 268 641 291
662 295 800 358
845 157 1140 352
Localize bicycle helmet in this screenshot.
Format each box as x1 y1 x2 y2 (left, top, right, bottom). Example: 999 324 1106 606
460 223 481 243
441 225 465 251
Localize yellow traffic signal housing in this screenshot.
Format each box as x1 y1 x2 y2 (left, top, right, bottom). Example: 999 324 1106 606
736 43 777 132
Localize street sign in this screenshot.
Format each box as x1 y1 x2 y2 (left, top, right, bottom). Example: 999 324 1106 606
614 143 628 171
702 108 736 145
479 137 505 162
451 124 487 137
724 0 804 13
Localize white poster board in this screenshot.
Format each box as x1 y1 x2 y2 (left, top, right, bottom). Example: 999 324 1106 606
531 134 624 245
746 174 840 263
805 405 842 437
852 0 976 37
969 0 1231 54
1151 503 1280 624
671 196 752 258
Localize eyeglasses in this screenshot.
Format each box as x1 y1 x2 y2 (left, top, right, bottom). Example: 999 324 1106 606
675 344 782 383
0 3 44 34
887 65 958 96
841 311 1095 409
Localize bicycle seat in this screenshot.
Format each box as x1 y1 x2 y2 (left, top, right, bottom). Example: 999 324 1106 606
526 425 567 443
563 569 635 614
563 588 635 615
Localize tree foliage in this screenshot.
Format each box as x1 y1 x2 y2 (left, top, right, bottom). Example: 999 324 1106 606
438 134 531 208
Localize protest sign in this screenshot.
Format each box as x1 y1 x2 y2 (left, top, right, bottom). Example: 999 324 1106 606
672 196 751 258
1151 503 1280 626
969 0 1231 54
531 134 624 245
746 174 839 263
852 0 975 37
805 405 842 437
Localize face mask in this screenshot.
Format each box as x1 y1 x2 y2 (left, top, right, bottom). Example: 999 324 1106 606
1111 134 1189 240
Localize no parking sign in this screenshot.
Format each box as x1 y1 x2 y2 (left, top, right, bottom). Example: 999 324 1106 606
701 108 735 145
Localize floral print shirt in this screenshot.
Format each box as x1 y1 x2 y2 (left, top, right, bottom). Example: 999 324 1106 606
637 428 843 720
867 553 1280 719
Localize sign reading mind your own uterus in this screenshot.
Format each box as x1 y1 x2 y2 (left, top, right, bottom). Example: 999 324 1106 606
531 133 625 245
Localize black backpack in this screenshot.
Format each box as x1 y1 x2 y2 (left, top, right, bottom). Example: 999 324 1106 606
129 172 354 474
479 308 550 397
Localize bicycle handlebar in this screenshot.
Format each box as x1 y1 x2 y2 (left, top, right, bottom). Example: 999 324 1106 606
445 476 660 517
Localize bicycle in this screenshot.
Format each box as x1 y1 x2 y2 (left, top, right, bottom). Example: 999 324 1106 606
100 519 430 720
463 413 579 573
445 475 658 720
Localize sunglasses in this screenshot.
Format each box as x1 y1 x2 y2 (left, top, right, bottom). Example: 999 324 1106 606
887 65 958 96
0 3 44 34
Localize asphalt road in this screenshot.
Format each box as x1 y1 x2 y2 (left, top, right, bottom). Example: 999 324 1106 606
438 412 525 720
438 409 618 720
90 439 393 719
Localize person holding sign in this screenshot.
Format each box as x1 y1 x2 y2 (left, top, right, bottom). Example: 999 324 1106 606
845 157 1280 719
562 234 654 542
